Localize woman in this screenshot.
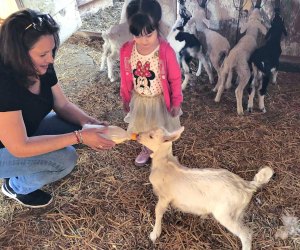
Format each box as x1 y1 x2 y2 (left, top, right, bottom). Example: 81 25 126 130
0 9 115 208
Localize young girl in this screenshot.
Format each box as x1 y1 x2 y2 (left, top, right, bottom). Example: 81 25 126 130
120 0 183 166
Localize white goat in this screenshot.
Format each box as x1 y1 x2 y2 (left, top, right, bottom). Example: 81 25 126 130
214 8 267 115
185 1 230 85
100 22 131 82
137 126 274 250
100 0 176 82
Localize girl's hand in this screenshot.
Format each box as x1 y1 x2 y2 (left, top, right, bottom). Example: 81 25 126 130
170 106 181 117
123 102 130 113
80 127 115 151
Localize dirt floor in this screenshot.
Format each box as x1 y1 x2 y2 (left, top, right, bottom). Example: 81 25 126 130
1 2 300 250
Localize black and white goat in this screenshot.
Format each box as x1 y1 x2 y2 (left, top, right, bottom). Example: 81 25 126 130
168 0 213 89
247 12 287 113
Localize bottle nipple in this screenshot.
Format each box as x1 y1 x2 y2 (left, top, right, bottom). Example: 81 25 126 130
130 133 137 141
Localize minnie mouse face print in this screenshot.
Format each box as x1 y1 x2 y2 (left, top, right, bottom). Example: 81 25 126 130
133 61 155 95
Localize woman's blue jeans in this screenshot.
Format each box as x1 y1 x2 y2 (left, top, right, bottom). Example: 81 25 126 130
0 112 81 194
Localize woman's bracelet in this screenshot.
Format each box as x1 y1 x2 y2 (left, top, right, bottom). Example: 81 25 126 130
73 130 83 144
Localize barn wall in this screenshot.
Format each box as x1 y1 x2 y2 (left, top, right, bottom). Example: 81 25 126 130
0 0 19 19
185 0 300 57
20 0 82 43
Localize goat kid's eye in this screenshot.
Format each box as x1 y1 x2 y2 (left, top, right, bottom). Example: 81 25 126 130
150 135 153 139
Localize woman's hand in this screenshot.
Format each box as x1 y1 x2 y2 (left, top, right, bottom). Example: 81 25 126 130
170 106 181 117
80 127 115 151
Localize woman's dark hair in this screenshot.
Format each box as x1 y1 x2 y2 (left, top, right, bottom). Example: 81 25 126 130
126 0 162 36
0 9 60 87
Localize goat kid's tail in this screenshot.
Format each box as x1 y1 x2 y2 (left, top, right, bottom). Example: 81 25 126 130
251 167 274 189
218 50 227 68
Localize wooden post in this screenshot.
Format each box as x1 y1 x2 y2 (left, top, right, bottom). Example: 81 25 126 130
254 0 262 8
15 0 25 9
235 0 244 44
199 0 208 8
274 0 281 13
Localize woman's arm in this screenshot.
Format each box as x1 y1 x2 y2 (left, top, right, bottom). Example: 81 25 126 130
0 111 114 158
52 84 103 126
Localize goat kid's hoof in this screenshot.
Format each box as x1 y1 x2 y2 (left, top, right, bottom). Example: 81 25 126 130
247 107 253 113
149 231 159 243
109 77 117 83
260 107 267 113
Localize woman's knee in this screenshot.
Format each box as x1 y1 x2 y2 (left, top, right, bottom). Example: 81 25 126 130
64 146 78 170
53 146 78 173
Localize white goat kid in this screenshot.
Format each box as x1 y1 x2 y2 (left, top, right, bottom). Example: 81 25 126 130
137 127 274 250
100 22 131 82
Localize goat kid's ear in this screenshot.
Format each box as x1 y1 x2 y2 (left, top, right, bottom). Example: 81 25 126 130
163 126 185 142
202 18 210 28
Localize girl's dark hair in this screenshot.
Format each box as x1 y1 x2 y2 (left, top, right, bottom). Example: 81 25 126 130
126 0 162 36
0 9 60 87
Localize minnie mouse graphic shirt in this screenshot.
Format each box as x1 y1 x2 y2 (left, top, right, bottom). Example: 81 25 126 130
130 44 162 96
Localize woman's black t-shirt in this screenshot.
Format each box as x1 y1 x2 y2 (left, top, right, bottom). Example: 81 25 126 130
0 65 57 148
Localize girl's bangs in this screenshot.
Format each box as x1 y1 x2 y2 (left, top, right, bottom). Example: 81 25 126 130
129 15 156 36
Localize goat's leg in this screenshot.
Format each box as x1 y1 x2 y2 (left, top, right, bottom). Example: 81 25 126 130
235 77 248 115
212 69 222 92
213 60 229 93
225 70 233 89
215 214 252 250
271 69 278 85
181 58 190 90
150 198 169 242
235 65 251 115
100 40 110 71
195 58 202 77
247 67 259 113
210 53 221 85
107 49 119 82
247 79 255 113
214 71 227 102
200 55 214 84
258 73 270 113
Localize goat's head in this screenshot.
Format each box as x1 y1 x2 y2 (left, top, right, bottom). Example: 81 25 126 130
137 127 185 153
271 13 287 36
178 0 192 28
249 8 263 22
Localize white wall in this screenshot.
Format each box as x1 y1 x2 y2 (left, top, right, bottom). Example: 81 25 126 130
0 0 19 19
0 0 82 44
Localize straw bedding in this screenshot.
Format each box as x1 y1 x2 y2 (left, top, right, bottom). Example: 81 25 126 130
0 1 299 249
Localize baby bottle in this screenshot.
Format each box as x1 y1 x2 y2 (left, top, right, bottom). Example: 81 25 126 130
82 124 137 144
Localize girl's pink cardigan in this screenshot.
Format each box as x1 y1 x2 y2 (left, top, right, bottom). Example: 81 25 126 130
120 39 183 112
